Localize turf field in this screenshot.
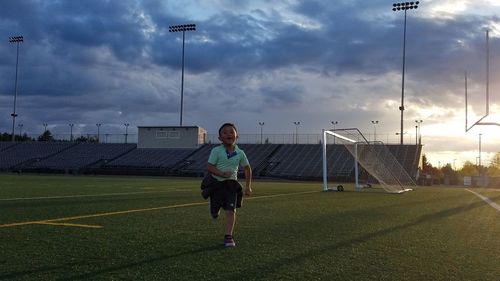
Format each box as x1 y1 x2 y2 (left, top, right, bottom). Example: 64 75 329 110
0 174 499 281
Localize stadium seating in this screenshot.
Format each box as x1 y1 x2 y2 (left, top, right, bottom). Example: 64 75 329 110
105 148 196 168
0 142 76 169
22 143 136 171
0 142 16 152
0 141 421 182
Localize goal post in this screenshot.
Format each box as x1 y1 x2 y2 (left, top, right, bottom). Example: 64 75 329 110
322 128 416 193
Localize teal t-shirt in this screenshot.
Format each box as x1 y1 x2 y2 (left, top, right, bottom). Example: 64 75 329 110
208 144 249 181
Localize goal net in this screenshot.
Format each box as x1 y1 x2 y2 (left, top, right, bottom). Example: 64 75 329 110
322 128 416 193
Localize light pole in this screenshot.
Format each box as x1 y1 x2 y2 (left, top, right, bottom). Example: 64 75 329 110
331 121 338 144
169 23 196 127
18 123 23 137
258 122 265 144
293 121 301 144
43 123 48 132
371 120 379 142
9 35 23 142
453 159 457 171
69 124 74 141
415 119 423 145
124 123 130 144
392 1 419 145
96 123 101 143
478 133 482 168
414 125 418 145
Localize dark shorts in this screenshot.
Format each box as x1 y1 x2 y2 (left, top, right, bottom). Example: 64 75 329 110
209 180 243 214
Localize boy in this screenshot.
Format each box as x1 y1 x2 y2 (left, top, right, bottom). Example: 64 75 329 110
207 123 252 247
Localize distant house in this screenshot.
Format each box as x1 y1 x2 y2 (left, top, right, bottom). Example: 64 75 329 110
138 126 206 148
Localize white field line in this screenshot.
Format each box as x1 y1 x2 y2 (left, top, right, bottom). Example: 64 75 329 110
0 190 320 228
466 189 500 213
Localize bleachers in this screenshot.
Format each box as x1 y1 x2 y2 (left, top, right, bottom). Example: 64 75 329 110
105 148 196 169
0 142 16 152
267 145 321 178
0 142 76 169
172 144 216 175
265 144 356 180
237 144 282 175
172 144 283 176
386 144 421 178
0 141 421 181
23 143 136 171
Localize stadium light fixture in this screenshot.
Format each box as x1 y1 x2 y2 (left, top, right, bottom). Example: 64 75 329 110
415 119 423 145
96 123 102 143
9 35 23 142
392 2 419 145
331 121 338 144
124 123 130 144
395 131 407 143
169 23 196 127
69 124 74 142
258 122 265 144
293 121 301 144
371 120 379 141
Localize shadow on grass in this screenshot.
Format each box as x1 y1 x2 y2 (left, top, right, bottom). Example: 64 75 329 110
0 262 80 280
225 193 500 280
58 245 223 280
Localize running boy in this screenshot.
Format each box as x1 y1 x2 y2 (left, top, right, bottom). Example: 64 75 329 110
207 123 252 247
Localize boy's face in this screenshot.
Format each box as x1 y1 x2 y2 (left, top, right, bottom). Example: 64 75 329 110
218 125 238 146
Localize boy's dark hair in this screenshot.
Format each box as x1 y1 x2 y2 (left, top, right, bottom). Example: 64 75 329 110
218 123 238 135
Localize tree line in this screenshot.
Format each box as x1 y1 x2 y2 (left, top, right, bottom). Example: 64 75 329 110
0 131 98 142
420 153 500 185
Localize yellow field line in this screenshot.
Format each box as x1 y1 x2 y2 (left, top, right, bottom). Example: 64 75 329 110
35 222 103 229
0 190 320 229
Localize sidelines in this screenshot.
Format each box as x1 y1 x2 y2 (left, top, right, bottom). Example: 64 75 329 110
0 190 319 229
0 190 175 201
466 189 500 212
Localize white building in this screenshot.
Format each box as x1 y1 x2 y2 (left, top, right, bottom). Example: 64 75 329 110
137 126 206 148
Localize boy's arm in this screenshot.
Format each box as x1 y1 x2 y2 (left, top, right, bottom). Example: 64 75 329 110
207 163 232 178
244 165 252 196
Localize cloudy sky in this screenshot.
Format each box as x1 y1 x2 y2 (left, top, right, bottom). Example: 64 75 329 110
1 0 500 168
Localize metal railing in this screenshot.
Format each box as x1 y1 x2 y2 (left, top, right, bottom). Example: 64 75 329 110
3 133 419 145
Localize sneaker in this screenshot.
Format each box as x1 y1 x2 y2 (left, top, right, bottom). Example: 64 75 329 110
224 235 236 247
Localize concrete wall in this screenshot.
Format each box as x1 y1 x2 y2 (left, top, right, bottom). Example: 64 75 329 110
138 126 206 148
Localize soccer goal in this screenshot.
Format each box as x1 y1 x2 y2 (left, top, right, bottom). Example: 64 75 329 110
322 128 416 193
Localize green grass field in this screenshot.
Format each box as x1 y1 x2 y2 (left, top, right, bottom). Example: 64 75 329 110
1 174 499 281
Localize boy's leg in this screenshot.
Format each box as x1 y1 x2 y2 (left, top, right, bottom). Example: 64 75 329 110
221 181 239 247
225 210 235 236
209 191 222 219
224 210 236 247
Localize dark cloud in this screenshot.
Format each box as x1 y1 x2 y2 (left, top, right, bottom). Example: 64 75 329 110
0 0 499 165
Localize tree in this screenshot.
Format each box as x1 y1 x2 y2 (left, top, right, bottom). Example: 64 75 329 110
490 152 500 169
38 130 54 142
441 163 459 185
421 154 432 173
0 133 12 141
75 136 88 142
459 161 478 176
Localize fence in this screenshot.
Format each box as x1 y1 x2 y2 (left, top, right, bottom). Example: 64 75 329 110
13 133 418 145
